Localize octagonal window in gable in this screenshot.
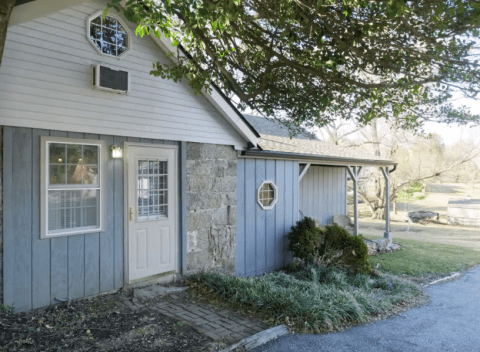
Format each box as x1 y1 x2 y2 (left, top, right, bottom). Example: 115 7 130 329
88 11 131 58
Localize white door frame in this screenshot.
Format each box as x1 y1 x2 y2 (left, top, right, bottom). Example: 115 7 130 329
123 142 179 285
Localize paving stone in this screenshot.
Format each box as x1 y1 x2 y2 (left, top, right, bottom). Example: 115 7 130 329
204 331 222 341
205 322 222 329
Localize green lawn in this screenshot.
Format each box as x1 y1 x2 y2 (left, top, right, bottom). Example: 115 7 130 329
369 238 480 276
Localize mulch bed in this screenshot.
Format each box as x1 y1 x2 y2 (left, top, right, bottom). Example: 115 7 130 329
0 289 221 352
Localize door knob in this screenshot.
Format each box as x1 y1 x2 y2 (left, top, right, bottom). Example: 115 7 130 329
130 207 135 221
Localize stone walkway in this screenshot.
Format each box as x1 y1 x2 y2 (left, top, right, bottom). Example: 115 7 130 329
115 291 270 345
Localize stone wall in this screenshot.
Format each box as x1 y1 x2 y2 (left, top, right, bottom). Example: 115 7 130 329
186 143 237 274
0 126 3 304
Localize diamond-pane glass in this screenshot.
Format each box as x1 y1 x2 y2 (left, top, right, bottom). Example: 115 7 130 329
137 159 168 220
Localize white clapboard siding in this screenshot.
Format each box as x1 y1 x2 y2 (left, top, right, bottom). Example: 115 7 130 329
0 1 246 147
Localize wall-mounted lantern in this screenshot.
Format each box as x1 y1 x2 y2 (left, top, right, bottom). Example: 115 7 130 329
111 145 123 158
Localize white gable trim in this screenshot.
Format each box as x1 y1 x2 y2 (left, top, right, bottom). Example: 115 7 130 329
151 34 258 149
9 0 92 27
10 0 259 149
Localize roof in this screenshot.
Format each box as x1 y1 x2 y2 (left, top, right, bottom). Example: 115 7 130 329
244 114 317 140
243 115 396 166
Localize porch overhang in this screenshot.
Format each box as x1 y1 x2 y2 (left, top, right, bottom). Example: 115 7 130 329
242 149 396 244
240 149 397 167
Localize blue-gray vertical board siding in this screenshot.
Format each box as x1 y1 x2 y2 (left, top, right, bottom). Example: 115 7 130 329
265 160 276 273
3 128 33 311
244 159 256 276
67 131 85 300
2 127 179 311
100 134 115 293
83 133 101 297
49 130 69 305
113 135 126 289
236 158 298 277
32 129 50 309
255 160 266 274
3 127 13 306
275 160 285 269
299 166 347 226
236 159 246 276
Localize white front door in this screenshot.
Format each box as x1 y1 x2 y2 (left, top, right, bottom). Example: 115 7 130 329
127 144 177 282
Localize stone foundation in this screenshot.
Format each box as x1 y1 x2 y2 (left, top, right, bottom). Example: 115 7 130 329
186 143 237 274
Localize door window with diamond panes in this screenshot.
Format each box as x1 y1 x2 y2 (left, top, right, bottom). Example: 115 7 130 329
137 159 168 221
41 137 105 238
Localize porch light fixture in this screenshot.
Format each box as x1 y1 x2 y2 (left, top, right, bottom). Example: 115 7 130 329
111 145 123 158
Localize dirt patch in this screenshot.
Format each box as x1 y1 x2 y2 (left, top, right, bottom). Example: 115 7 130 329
0 289 223 352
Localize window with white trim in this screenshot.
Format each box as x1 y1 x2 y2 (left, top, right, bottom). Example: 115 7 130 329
257 181 278 210
41 137 106 238
87 11 131 58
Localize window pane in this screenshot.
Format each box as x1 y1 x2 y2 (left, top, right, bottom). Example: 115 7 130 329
48 189 100 232
50 165 66 184
67 144 82 164
49 143 65 163
102 42 116 55
83 166 98 185
102 27 116 45
67 165 83 184
116 45 126 56
83 145 98 164
116 31 128 47
91 15 101 25
103 16 117 29
90 23 102 42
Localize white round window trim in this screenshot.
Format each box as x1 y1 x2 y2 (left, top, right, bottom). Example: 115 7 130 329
257 181 278 210
86 11 132 58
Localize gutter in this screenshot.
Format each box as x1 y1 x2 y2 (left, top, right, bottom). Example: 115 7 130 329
240 149 397 167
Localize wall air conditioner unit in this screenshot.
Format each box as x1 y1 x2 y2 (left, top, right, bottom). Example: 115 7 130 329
93 64 130 94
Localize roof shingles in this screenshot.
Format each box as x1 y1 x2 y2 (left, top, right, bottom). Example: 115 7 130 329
243 115 394 165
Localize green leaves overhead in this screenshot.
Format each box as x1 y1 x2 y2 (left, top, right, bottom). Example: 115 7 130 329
107 0 480 129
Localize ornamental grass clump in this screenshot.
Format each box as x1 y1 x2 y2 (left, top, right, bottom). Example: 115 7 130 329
191 266 421 333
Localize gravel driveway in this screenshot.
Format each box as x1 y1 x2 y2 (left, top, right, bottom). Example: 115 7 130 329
253 266 480 352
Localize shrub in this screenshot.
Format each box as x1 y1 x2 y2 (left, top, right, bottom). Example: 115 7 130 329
319 225 372 274
287 217 324 263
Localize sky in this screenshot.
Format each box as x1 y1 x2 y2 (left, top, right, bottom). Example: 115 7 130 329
423 97 480 145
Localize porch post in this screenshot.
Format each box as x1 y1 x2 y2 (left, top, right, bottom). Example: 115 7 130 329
346 166 362 236
380 167 392 244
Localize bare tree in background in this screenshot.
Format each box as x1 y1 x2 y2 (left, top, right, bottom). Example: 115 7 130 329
324 119 480 219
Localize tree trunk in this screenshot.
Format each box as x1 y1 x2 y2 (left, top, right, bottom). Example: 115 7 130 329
0 0 16 67
373 207 385 219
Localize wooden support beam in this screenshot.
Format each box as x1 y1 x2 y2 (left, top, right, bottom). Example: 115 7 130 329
380 166 392 244
346 166 362 236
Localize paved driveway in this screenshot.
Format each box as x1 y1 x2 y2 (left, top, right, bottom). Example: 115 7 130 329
253 266 480 352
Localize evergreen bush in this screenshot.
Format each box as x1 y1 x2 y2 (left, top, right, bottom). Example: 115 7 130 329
287 217 324 263
319 225 372 274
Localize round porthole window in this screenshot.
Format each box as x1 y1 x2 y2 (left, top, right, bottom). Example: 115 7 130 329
257 181 278 210
87 11 131 58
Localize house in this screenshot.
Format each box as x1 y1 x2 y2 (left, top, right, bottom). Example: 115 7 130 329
0 0 395 312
